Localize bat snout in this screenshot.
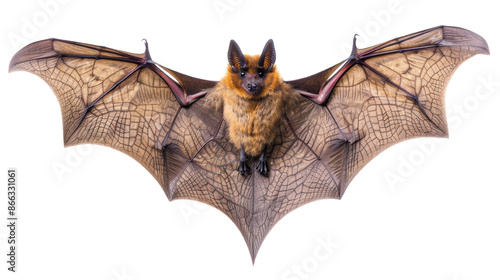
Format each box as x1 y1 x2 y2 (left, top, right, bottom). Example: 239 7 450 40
242 76 264 95
246 83 259 92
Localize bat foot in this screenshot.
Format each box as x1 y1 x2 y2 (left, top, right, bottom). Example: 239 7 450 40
256 159 268 175
238 160 251 175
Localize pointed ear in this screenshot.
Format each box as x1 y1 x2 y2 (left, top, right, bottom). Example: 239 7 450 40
228 40 246 73
258 39 276 72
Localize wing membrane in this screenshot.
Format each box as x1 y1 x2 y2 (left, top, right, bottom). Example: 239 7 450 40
288 26 489 197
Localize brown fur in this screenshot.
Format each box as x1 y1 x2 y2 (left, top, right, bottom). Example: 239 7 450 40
207 55 298 157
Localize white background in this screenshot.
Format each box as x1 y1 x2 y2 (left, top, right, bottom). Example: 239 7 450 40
1 0 499 279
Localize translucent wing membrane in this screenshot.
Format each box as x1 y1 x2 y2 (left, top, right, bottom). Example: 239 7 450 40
10 26 488 262
9 39 216 197
287 26 489 197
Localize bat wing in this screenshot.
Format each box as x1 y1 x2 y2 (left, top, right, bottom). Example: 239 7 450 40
286 26 489 198
160 26 489 261
9 38 288 262
9 26 489 263
9 38 217 198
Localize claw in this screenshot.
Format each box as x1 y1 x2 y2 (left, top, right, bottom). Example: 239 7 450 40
350 34 359 59
238 160 251 175
256 159 268 175
238 148 251 175
256 145 269 175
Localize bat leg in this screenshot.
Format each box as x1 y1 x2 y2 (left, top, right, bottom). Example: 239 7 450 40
238 148 251 175
256 146 268 175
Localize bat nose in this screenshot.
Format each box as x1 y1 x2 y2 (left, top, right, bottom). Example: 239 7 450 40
246 83 258 92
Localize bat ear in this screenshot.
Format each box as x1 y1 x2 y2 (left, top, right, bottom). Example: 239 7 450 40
258 39 276 72
228 40 246 73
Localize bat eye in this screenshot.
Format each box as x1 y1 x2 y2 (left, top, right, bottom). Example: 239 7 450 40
240 71 246 78
258 71 265 78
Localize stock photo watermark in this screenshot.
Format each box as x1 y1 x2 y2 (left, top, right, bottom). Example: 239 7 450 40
5 169 18 273
384 74 499 192
339 0 408 56
176 200 208 224
51 145 93 183
109 267 134 280
212 0 244 21
7 0 70 50
282 235 340 280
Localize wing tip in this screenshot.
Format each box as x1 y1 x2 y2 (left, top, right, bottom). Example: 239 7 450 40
440 25 490 56
248 233 263 265
9 38 58 73
250 246 257 265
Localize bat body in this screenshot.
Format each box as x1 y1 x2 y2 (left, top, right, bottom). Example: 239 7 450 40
208 39 298 174
9 26 489 262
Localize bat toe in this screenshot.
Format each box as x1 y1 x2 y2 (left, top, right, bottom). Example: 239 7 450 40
256 159 268 175
238 160 251 175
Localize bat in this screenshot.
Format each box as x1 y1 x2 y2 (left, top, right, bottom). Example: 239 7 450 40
9 26 489 262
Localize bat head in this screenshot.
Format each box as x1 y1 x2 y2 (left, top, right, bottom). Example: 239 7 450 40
225 39 281 99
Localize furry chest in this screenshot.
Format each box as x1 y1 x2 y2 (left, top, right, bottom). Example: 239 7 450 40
226 98 281 135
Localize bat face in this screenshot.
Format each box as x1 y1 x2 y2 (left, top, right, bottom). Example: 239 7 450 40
236 55 267 95
226 39 279 99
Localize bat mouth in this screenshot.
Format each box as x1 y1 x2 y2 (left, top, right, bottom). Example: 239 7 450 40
244 83 263 95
